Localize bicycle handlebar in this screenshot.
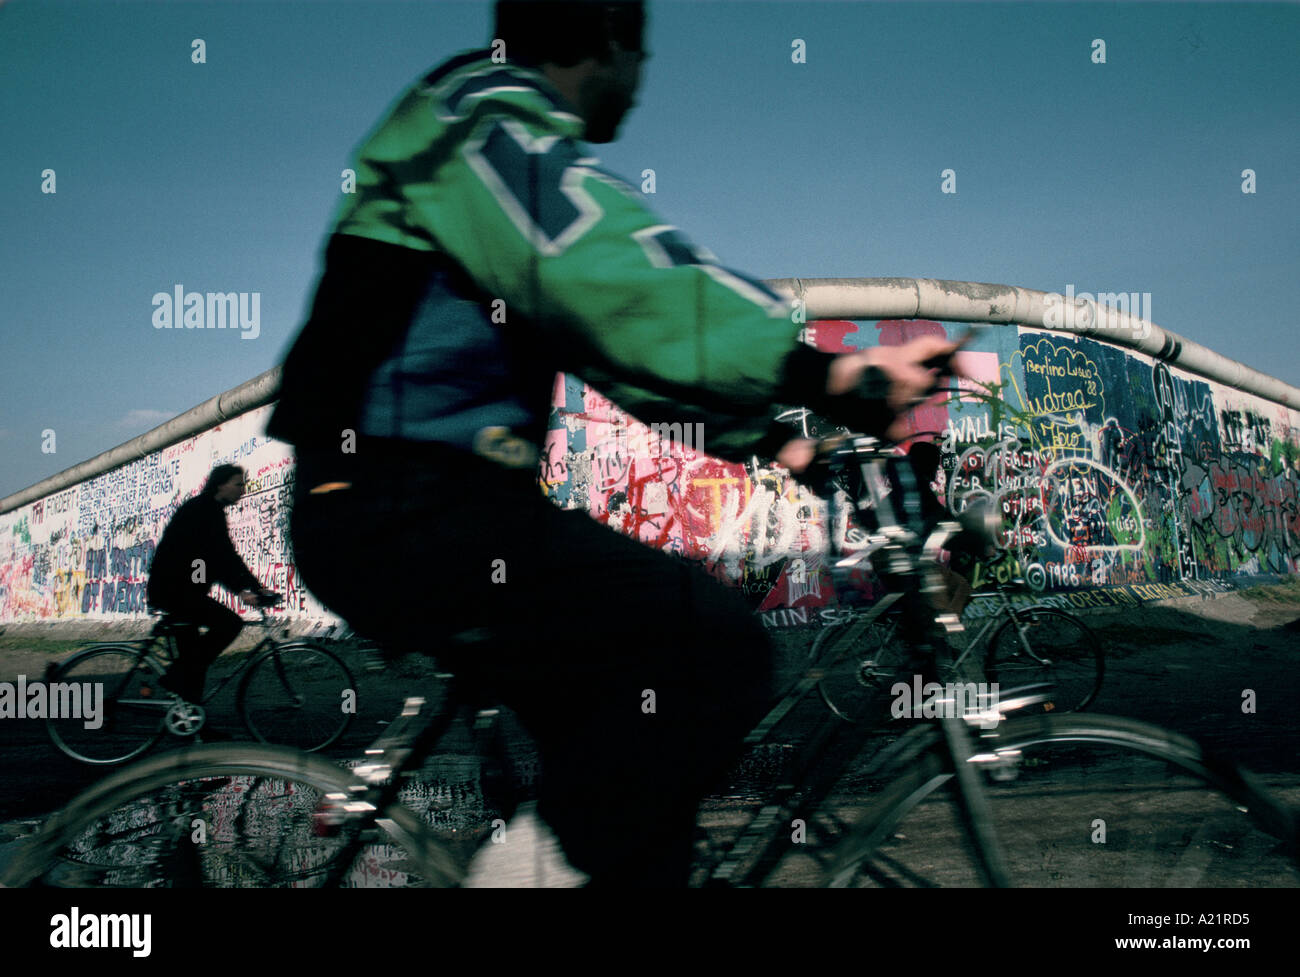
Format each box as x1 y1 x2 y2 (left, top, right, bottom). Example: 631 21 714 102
808 433 999 566
807 432 1005 652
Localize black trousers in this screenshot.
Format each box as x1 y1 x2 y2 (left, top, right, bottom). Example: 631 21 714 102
289 446 774 886
148 593 243 702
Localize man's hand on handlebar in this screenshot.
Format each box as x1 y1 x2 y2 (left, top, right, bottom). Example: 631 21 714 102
777 335 969 473
828 335 964 413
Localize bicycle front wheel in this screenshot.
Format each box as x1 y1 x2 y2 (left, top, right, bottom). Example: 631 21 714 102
1 744 464 888
46 644 168 765
238 642 355 751
826 713 1298 887
985 609 1103 712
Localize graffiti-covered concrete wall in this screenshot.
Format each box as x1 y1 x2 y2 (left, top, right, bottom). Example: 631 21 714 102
2 321 1297 630
0 408 323 626
540 320 1299 627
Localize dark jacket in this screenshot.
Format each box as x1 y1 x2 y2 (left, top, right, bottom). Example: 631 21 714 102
147 494 259 608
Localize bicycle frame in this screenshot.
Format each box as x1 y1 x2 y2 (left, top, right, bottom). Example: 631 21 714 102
846 603 997 677
959 589 1059 670
142 612 288 707
313 676 512 887
843 577 1068 679
53 613 295 746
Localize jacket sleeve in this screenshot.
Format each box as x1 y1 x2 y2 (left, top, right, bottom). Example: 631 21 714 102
208 506 260 595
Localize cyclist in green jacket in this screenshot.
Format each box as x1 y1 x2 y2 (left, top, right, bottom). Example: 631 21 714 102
268 0 960 886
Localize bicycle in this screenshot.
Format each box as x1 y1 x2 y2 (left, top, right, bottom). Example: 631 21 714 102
808 551 1104 723
44 594 356 765
4 434 1296 887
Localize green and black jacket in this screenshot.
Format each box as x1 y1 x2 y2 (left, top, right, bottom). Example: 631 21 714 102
268 50 882 470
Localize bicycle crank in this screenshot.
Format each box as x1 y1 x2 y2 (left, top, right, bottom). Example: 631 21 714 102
164 701 206 736
857 660 898 691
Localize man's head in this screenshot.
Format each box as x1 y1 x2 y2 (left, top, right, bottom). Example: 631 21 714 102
204 464 246 506
495 0 647 143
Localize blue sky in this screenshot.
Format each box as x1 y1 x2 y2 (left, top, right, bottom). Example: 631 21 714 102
2 0 1297 499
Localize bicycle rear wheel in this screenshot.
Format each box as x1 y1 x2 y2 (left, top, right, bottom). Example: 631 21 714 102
1 745 464 888
238 642 355 751
825 714 1298 887
808 616 911 724
46 644 168 765
985 609 1104 712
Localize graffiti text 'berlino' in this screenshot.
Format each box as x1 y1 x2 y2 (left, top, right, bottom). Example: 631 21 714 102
151 285 261 339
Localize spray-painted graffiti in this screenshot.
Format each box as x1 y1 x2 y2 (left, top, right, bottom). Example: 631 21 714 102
1183 457 1300 574
1 325 1296 629
540 325 1297 621
0 407 332 625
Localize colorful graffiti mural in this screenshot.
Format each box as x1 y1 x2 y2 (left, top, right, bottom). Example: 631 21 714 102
539 321 1299 623
1 322 1297 628
0 408 330 625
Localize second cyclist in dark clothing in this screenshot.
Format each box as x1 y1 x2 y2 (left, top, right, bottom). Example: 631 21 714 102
147 464 273 702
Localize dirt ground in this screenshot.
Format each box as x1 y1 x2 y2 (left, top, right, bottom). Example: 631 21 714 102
1 580 1297 832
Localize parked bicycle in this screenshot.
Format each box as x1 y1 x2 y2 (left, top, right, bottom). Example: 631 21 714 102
44 595 355 764
4 434 1295 887
809 551 1104 723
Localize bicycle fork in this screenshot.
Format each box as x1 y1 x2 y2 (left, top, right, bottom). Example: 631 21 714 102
909 596 1012 888
938 713 1011 887
1000 593 1054 666
269 651 305 708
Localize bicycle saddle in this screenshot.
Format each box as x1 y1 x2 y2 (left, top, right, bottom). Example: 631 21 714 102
150 612 198 634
